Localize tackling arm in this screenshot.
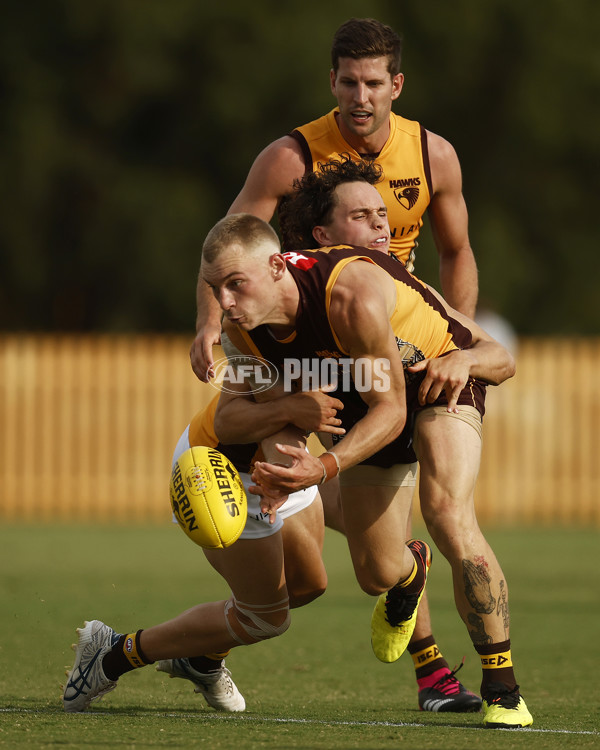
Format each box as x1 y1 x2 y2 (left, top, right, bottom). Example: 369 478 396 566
416 284 516 392
213 325 345 444
252 262 408 492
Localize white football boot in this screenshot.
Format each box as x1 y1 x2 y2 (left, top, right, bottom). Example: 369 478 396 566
156 658 246 712
63 620 121 712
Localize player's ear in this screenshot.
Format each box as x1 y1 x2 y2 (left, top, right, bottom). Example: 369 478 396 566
271 253 287 279
329 68 337 95
312 225 330 247
391 72 404 101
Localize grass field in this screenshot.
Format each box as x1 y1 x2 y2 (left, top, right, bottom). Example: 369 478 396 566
1 523 598 749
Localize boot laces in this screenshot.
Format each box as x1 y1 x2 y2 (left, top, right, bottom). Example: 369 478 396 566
486 682 521 708
384 587 420 627
431 659 465 696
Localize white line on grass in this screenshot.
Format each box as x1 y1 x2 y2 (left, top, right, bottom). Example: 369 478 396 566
1 708 598 736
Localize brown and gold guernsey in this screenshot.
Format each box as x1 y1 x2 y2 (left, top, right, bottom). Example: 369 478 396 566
237 246 485 468
289 110 432 271
188 393 258 474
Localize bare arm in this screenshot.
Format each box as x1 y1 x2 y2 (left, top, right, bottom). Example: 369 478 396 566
420 284 516 388
427 131 479 318
213 322 345 443
191 272 223 383
404 281 515 410
252 263 408 492
228 135 306 217
317 263 407 470
215 388 345 444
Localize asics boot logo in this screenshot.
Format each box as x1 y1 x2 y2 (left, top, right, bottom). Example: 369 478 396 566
64 651 101 700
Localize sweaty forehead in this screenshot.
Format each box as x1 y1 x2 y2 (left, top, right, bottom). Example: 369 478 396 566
201 242 271 282
336 55 391 79
202 244 244 277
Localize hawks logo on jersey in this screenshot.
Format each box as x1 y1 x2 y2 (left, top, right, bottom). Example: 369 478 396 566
283 251 318 270
389 177 421 210
393 186 419 210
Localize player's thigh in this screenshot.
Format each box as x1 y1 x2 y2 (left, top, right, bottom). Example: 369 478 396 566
281 493 325 557
414 406 482 512
319 477 344 533
281 495 327 606
203 534 287 605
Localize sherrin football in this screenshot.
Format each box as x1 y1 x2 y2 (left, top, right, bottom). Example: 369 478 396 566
170 446 247 549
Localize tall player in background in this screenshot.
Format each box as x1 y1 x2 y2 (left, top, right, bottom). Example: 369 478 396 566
190 18 482 713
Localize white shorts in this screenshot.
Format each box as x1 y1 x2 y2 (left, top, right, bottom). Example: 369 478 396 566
172 426 318 539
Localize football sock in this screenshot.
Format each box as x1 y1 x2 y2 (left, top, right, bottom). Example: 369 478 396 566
394 545 426 595
475 639 517 697
189 651 230 673
102 630 154 681
409 635 451 683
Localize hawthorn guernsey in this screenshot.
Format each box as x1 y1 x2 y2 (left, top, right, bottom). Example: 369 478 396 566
169 446 247 549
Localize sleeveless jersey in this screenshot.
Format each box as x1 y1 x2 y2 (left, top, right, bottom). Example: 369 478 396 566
188 393 258 474
237 246 485 468
290 110 432 270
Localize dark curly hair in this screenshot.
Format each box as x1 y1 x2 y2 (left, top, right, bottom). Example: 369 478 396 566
279 155 383 251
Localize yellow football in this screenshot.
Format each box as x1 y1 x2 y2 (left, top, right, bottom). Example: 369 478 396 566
169 446 247 549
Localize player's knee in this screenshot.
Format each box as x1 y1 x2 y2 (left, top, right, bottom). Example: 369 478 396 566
224 596 291 645
354 564 397 596
423 502 480 560
288 576 327 609
286 562 328 608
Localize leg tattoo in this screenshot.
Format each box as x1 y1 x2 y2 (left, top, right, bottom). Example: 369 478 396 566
462 558 496 614
467 612 492 644
496 579 510 637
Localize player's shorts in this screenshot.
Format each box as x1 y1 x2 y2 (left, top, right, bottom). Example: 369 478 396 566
172 426 318 539
340 461 418 488
337 403 483 489
414 403 482 445
332 376 486 471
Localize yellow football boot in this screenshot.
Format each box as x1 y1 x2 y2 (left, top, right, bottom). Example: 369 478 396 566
371 539 432 663
482 684 533 728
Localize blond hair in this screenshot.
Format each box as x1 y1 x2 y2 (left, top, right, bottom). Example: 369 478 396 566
202 214 280 264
